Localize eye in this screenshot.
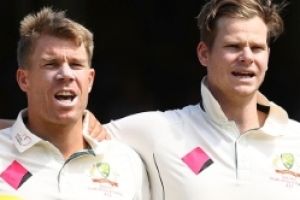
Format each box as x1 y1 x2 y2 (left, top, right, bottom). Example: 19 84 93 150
43 62 58 69
251 45 266 52
70 63 85 69
227 44 238 48
224 44 240 51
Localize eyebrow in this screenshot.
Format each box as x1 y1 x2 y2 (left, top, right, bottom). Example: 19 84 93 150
40 56 86 63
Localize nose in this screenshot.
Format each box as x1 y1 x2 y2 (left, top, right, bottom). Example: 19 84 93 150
56 63 75 82
238 47 254 65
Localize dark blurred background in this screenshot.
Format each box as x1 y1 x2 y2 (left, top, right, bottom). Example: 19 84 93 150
0 0 300 123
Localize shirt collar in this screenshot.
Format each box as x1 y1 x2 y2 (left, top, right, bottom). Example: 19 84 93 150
200 76 289 136
82 111 101 151
11 109 100 153
11 109 42 153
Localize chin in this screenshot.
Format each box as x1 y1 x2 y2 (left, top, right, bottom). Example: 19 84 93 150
54 117 77 125
232 86 258 96
55 112 81 124
235 90 257 97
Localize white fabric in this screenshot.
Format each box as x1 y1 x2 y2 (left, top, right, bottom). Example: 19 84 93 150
0 110 150 200
105 78 300 200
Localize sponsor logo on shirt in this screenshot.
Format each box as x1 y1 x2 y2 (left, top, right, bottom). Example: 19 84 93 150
271 153 300 188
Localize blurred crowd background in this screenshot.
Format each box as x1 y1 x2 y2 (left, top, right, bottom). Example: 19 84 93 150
1 0 300 123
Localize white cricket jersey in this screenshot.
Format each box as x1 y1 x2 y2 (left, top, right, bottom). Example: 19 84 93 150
105 78 300 200
0 110 150 200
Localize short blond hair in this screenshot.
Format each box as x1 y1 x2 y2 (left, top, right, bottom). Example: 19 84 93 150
17 7 94 68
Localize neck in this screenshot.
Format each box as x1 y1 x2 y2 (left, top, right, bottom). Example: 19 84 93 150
27 117 88 159
214 92 267 133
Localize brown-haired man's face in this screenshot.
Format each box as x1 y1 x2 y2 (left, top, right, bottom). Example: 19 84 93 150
197 16 269 101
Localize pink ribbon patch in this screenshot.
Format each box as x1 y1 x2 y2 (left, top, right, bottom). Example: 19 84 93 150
0 160 31 189
182 147 213 174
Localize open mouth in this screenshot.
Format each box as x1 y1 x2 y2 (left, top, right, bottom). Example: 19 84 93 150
54 90 76 102
232 71 255 78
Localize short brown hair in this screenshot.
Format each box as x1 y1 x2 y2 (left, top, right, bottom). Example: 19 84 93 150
196 0 286 48
17 7 94 68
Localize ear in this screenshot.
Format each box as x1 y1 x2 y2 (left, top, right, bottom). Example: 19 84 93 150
16 68 29 92
88 68 95 93
196 41 210 67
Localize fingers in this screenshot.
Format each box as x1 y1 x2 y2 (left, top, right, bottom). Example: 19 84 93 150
87 110 110 141
89 123 111 141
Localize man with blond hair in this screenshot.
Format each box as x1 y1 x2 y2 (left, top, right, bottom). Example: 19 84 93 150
0 7 149 199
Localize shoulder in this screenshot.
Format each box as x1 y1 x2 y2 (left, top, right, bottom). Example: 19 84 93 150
95 140 147 184
163 104 202 123
286 118 300 131
95 140 143 163
0 127 13 143
105 104 201 129
0 119 14 129
0 128 17 168
92 140 150 199
0 129 14 154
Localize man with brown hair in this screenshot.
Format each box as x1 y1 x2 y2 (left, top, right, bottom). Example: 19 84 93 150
0 7 149 199
104 0 300 199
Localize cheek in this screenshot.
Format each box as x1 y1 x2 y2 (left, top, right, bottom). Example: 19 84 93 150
26 76 53 100
26 87 45 105
258 53 269 70
211 52 234 69
77 76 93 95
208 61 227 74
83 71 94 89
259 59 269 72
29 71 54 86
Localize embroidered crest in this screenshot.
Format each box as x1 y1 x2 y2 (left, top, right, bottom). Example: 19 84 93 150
273 153 300 177
271 153 300 188
90 162 118 187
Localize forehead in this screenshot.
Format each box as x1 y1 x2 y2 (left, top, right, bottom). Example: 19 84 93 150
32 35 88 60
215 16 268 43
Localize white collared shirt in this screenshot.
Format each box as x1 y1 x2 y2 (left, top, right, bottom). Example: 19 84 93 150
0 110 150 200
105 77 300 200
